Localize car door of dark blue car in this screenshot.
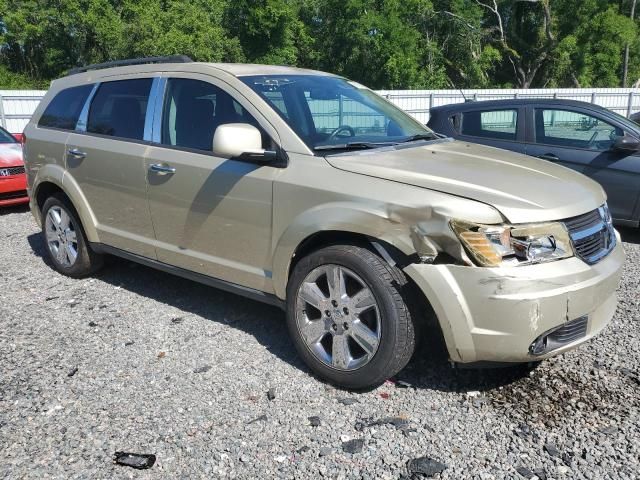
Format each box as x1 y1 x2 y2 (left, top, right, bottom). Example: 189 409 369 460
524 105 640 224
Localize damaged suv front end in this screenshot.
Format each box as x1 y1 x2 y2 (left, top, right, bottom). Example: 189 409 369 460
405 203 623 364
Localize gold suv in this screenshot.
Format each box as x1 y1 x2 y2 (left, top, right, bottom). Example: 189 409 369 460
24 56 625 389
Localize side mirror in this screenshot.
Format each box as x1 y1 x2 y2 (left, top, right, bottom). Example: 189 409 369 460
612 134 640 152
212 123 277 162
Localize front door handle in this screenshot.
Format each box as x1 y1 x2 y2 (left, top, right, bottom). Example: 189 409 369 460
67 148 86 159
149 163 176 175
538 153 560 161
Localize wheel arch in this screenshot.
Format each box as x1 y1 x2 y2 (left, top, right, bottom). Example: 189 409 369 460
32 167 99 243
271 204 419 300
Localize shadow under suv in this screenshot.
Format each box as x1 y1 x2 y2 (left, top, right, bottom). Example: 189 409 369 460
23 56 624 389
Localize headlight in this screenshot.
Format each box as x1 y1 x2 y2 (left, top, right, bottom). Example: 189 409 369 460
450 219 573 267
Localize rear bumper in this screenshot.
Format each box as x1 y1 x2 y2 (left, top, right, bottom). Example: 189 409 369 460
404 239 625 364
0 174 28 206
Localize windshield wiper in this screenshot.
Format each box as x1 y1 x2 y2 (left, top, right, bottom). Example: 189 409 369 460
397 133 440 143
313 141 395 151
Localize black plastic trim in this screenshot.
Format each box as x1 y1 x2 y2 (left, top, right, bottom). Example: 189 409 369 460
90 243 286 310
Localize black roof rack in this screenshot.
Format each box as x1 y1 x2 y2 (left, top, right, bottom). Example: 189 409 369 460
66 55 193 76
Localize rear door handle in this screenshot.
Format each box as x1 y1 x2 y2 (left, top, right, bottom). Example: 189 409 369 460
538 153 560 161
149 163 176 175
67 148 86 159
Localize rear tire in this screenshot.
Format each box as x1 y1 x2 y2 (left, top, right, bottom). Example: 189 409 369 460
286 245 417 389
41 194 103 278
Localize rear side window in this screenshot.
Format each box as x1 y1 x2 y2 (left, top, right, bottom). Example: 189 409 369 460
461 109 518 141
38 85 93 130
87 79 152 140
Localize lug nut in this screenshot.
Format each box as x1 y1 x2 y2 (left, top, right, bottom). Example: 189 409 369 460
343 307 349 315
331 300 338 307
332 324 337 331
325 310 332 317
343 322 349 330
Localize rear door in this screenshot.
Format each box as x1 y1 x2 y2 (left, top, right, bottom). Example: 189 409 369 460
64 76 157 258
524 106 640 223
452 107 527 154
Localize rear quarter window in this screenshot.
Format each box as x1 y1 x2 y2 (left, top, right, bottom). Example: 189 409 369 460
461 109 518 141
38 84 94 130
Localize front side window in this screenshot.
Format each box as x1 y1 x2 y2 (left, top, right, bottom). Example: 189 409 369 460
87 79 152 140
240 75 434 150
460 109 518 140
39 84 94 130
161 78 262 151
535 109 622 150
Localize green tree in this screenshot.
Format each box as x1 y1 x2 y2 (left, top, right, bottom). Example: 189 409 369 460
0 0 639 89
308 0 440 89
225 0 312 65
121 0 242 62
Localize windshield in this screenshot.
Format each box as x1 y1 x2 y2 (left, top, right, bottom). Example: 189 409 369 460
240 75 436 151
606 109 640 134
0 127 17 144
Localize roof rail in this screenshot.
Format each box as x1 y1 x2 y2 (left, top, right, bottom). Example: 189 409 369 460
66 55 193 76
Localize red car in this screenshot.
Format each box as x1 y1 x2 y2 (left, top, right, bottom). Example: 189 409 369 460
0 127 28 207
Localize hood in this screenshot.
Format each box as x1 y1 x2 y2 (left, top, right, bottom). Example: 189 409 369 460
0 143 23 168
325 140 606 224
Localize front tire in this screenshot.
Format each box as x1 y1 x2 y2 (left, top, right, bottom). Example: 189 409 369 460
286 245 417 389
41 194 103 278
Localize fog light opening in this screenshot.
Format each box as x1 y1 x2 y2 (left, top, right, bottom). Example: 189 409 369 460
529 336 548 356
529 315 589 357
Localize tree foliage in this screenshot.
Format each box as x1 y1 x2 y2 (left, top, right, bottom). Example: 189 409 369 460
0 0 638 89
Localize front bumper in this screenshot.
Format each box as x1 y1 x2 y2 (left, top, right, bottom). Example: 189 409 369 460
404 239 625 364
0 173 28 207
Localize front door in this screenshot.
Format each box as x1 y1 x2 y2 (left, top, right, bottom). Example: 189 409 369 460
144 75 280 292
65 77 157 258
525 107 640 222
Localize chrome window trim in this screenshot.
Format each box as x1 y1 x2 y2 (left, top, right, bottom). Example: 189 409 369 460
144 77 164 142
75 83 100 132
150 77 167 144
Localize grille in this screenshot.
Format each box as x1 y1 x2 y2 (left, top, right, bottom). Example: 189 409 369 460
563 206 616 265
0 166 25 176
0 190 27 201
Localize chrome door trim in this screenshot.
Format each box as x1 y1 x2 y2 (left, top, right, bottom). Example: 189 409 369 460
144 77 165 142
150 77 167 144
149 163 176 174
75 83 100 132
67 148 87 159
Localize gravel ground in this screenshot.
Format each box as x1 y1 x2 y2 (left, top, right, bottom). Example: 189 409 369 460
1 205 638 479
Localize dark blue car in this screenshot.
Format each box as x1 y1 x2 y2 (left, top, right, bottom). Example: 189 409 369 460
427 99 640 226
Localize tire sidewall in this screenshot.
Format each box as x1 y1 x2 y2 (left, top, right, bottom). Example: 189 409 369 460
286 246 406 389
41 195 93 277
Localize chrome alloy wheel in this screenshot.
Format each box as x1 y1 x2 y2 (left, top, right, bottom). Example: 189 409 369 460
45 206 78 267
295 264 382 371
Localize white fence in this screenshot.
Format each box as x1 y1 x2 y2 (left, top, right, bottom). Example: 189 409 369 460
0 90 47 133
2 87 640 134
377 88 640 124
